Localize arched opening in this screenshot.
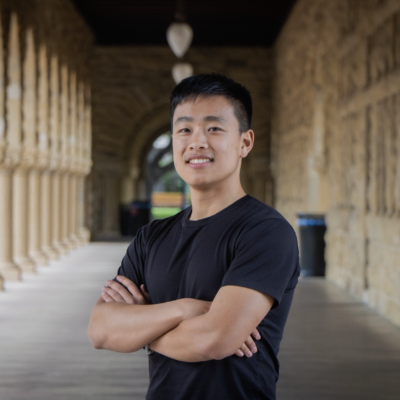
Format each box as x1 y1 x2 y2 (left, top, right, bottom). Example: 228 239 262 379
147 132 187 220
120 127 187 237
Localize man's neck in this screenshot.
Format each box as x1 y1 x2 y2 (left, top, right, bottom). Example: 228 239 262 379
188 183 246 221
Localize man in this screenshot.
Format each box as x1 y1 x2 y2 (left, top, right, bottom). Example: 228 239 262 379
88 74 300 400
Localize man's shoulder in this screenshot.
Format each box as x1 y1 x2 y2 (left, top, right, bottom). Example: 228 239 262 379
239 196 295 233
138 208 186 240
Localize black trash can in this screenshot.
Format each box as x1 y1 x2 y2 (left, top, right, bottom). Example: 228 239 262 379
119 201 151 237
119 203 132 236
130 201 151 236
297 213 326 277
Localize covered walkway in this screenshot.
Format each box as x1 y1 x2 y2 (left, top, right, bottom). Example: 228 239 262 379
1 243 399 400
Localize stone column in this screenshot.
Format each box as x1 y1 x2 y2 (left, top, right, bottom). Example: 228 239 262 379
14 28 36 273
49 55 63 254
28 169 47 265
68 174 79 249
41 171 57 259
121 175 135 205
59 65 72 251
77 176 90 242
0 168 20 280
75 82 85 245
38 45 57 259
78 87 92 243
13 165 35 271
68 72 79 249
0 13 22 281
60 173 71 252
51 173 63 253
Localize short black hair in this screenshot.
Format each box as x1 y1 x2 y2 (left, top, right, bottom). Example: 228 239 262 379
170 73 252 133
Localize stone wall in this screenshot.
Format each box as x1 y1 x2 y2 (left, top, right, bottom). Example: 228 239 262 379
0 0 93 289
273 0 400 326
91 47 272 237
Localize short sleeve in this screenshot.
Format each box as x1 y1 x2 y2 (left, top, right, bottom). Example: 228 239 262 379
113 227 147 287
221 217 300 309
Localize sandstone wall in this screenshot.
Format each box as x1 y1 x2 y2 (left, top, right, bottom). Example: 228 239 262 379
273 0 400 326
91 47 272 237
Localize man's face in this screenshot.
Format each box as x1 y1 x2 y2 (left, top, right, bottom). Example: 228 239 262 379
172 95 253 191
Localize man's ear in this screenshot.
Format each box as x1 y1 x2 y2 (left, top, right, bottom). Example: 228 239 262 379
239 130 254 158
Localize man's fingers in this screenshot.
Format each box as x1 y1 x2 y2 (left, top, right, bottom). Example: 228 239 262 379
140 285 151 303
102 286 126 303
105 280 134 304
244 335 257 355
237 343 253 358
235 334 258 358
251 328 261 340
101 291 115 303
235 349 244 357
116 275 146 303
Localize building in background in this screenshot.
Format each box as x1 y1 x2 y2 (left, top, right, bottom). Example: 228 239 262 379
0 0 399 329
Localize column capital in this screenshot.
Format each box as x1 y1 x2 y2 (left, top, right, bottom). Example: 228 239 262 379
20 147 37 170
49 153 62 172
36 150 50 171
60 156 72 173
0 145 21 170
84 159 93 175
0 138 5 165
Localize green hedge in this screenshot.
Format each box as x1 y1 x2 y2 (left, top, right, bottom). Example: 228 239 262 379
151 207 182 219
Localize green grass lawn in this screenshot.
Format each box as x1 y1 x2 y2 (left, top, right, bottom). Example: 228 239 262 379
151 207 182 219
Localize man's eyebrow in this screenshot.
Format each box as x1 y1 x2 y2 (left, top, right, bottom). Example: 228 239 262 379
203 115 226 123
174 116 194 124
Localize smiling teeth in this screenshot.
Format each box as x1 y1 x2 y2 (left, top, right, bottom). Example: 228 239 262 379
189 159 210 164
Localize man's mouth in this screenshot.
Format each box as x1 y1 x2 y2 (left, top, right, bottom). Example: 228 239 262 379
186 158 213 164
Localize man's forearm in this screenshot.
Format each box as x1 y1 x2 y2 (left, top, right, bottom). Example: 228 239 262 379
150 313 228 362
88 298 185 353
150 285 273 363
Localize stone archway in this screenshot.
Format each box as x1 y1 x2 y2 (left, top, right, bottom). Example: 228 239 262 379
120 103 171 204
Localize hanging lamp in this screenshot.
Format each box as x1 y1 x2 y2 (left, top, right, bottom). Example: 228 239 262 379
167 0 194 84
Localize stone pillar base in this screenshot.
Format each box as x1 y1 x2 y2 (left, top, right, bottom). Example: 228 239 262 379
14 256 36 273
0 275 3 291
0 262 22 281
52 241 65 256
68 235 81 250
29 251 48 267
79 227 91 243
60 240 73 253
57 244 70 256
42 246 59 260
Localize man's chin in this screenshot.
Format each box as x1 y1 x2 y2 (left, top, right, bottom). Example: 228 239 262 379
186 179 217 192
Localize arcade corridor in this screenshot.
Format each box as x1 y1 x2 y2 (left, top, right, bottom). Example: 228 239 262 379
1 243 399 400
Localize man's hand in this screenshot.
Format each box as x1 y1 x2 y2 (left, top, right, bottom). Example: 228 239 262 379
101 276 211 320
104 276 260 358
102 275 150 305
235 328 261 358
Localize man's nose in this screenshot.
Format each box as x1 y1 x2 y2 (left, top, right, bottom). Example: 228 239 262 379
189 129 209 150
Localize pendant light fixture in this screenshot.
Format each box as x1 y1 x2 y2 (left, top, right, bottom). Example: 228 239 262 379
167 22 193 59
172 62 193 85
167 0 194 84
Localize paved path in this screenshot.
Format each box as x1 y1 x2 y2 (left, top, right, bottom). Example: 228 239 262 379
277 279 400 400
0 243 399 399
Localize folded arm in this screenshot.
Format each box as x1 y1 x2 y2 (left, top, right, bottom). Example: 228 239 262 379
88 276 211 353
150 285 274 362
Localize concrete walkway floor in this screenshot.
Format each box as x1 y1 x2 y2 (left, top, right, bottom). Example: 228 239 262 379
0 243 399 400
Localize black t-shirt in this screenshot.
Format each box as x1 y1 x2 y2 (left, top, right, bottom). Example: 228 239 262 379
114 195 300 400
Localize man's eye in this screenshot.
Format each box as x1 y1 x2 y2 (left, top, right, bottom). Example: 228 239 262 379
178 128 190 133
209 127 221 132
